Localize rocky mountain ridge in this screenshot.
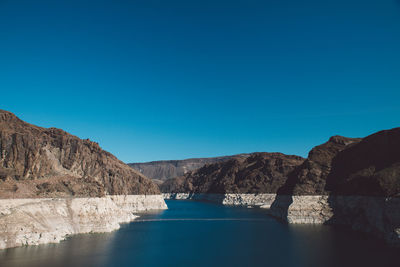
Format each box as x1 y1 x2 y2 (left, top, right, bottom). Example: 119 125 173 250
160 152 305 194
162 128 400 198
129 154 251 184
276 128 400 197
0 109 159 198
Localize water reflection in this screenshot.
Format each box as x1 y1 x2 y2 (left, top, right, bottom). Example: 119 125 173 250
0 231 117 267
288 224 400 267
0 200 399 267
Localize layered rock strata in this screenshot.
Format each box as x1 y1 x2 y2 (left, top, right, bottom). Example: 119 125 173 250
0 195 167 249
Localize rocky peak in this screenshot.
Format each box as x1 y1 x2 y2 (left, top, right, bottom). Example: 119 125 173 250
0 110 159 198
0 110 17 122
308 136 361 166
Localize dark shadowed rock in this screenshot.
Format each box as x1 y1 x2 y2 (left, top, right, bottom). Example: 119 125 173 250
277 135 362 195
0 110 159 198
160 153 305 194
269 129 400 246
326 128 400 197
275 128 400 197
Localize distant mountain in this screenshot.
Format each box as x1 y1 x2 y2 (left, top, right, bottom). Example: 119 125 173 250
160 152 305 194
0 110 159 198
128 154 251 184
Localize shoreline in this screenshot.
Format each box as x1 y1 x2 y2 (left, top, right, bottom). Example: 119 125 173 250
163 192 400 247
0 195 167 250
163 193 276 207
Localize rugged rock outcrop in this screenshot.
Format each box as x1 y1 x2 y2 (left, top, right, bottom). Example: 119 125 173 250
272 128 400 198
0 109 167 249
129 154 250 184
0 109 160 198
160 152 305 194
270 128 400 246
277 135 361 195
326 128 400 197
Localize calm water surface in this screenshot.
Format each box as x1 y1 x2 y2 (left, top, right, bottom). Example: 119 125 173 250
1 200 399 267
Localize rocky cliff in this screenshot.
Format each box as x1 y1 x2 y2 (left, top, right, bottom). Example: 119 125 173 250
129 154 250 184
0 109 166 249
273 128 400 198
0 109 160 198
270 128 400 246
277 135 362 195
326 128 400 197
160 152 305 194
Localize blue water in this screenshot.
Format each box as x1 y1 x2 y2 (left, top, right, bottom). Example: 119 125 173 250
0 200 399 267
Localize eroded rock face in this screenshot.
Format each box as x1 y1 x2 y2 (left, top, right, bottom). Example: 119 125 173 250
0 110 160 198
160 153 305 194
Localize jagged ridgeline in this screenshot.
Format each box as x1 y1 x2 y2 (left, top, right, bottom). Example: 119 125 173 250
0 110 159 198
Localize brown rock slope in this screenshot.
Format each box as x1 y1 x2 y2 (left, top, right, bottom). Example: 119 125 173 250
276 127 400 197
326 128 400 197
0 110 159 198
277 135 362 195
270 128 400 246
160 153 305 194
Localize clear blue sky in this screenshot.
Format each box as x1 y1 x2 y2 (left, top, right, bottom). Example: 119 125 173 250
1 0 399 163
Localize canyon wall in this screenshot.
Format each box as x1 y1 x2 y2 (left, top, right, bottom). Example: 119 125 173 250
0 110 167 249
269 128 400 246
160 152 304 194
